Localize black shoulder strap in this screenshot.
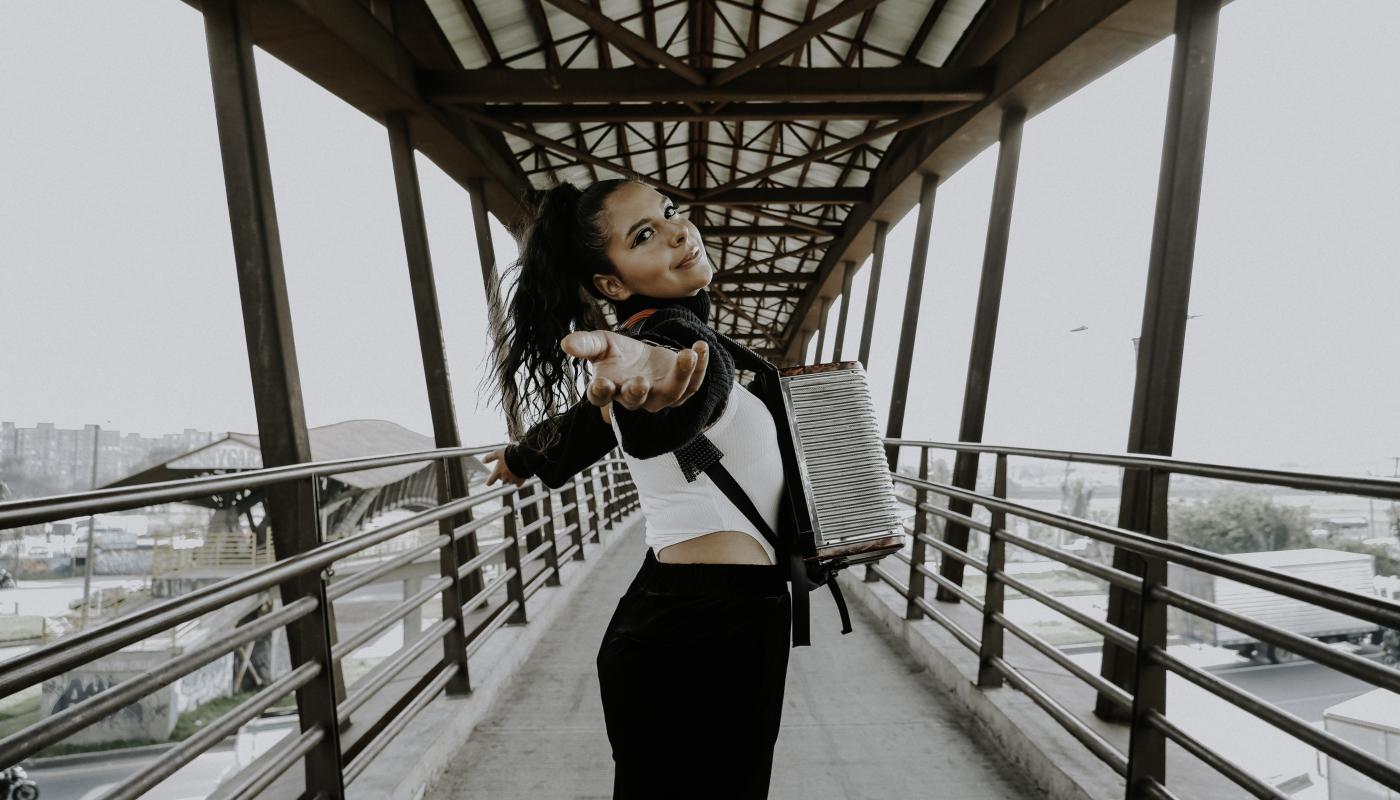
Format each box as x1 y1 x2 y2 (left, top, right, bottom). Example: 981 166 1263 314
703 460 852 646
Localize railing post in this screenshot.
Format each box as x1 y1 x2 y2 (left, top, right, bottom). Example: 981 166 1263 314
201 0 343 789
1100 0 1220 719
583 466 602 543
905 447 930 619
882 172 937 474
977 453 1009 687
433 459 472 695
1125 468 1170 798
855 221 888 372
542 489 561 587
938 105 1025 600
520 483 543 553
563 479 585 560
502 488 527 624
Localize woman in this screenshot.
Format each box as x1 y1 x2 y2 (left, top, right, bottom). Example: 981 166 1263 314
482 179 791 799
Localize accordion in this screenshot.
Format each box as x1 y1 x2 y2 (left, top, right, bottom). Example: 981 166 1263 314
760 360 907 570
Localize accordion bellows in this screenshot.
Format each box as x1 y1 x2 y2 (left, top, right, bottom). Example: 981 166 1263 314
776 361 905 566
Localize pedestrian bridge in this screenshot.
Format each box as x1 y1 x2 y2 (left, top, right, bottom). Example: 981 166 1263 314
2 440 1398 800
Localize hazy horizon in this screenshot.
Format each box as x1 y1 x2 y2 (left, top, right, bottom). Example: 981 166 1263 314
3 1 1398 478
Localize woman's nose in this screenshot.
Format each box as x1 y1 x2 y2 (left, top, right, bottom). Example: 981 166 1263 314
668 219 688 246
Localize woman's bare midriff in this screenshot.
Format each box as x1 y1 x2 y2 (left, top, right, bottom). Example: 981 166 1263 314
656 530 772 565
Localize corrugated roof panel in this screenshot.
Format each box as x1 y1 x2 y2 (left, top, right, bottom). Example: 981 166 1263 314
917 0 987 66
424 0 490 68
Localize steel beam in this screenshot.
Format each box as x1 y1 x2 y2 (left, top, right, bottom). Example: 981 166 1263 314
814 296 832 361
856 221 888 370
833 261 856 361
202 1 344 792
422 66 988 104
712 272 818 285
541 0 706 85
712 0 887 85
489 101 918 123
883 174 937 473
386 113 476 694
937 106 1026 600
702 225 840 238
1099 0 1221 723
685 187 870 206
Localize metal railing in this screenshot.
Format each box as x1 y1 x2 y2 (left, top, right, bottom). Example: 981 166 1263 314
0 445 639 798
874 438 1400 800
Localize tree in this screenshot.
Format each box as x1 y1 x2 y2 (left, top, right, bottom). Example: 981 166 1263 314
1169 487 1312 555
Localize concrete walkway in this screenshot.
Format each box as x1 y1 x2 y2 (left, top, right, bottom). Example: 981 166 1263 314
426 521 1043 800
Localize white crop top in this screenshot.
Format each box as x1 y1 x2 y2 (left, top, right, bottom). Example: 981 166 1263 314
608 381 783 565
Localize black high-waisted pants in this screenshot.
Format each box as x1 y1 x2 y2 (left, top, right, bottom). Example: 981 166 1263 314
596 547 791 800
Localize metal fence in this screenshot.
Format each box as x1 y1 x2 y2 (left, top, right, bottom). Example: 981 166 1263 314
875 438 1400 800
0 445 638 798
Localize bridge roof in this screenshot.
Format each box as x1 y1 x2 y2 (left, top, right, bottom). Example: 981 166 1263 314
210 0 1183 362
107 419 487 493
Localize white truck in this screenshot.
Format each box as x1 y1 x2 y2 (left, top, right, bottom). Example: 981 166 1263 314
1321 689 1400 800
1169 548 1380 663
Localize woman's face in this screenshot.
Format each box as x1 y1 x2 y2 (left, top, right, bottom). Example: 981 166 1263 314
595 182 713 300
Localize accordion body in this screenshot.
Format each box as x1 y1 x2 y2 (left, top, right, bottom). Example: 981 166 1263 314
759 359 906 570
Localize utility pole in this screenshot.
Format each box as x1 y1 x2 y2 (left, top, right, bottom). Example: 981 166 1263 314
79 425 100 630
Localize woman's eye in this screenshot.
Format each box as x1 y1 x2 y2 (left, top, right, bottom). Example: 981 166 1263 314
664 205 677 218
633 228 653 247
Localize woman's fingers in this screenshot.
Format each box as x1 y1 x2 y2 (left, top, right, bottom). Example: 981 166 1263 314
587 375 618 407
616 375 651 410
643 347 697 411
561 330 610 362
676 341 709 405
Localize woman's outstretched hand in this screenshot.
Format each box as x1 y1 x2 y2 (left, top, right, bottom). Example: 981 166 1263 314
562 330 710 413
483 448 526 487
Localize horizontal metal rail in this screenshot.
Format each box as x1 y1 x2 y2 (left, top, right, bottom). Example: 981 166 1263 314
0 596 318 765
0 437 641 796
883 438 1400 502
879 439 1400 798
105 662 321 800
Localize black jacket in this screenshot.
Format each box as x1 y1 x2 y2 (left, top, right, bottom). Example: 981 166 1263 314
502 304 739 489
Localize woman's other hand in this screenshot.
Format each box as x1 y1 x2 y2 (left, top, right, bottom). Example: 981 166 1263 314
561 330 709 412
483 448 526 487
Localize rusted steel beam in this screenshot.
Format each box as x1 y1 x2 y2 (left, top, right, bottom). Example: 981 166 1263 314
701 225 840 238
542 0 706 85
712 0 887 85
201 0 345 792
684 187 869 206
421 66 988 104
711 272 818 285
488 101 915 123
1100 0 1222 726
386 114 480 696
937 106 1026 602
883 174 937 472
698 102 973 196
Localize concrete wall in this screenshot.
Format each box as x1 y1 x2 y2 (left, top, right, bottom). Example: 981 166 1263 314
41 649 234 745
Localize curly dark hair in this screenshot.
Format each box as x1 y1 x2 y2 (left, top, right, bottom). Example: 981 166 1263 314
486 178 639 449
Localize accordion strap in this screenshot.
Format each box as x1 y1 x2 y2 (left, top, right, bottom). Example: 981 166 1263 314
703 460 852 646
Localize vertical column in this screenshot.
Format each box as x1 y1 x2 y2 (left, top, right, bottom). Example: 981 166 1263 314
904 448 930 617
832 261 855 361
1125 468 1170 795
1099 0 1220 719
465 178 511 392
814 296 832 362
883 174 938 473
386 112 475 691
938 106 1026 598
976 453 1010 688
856 221 888 370
201 1 343 793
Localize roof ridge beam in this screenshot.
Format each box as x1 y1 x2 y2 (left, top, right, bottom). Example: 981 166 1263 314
421 66 989 104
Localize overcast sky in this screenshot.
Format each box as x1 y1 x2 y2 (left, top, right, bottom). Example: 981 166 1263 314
2 1 1398 476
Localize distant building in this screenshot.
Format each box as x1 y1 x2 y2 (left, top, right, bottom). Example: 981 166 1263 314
0 422 221 497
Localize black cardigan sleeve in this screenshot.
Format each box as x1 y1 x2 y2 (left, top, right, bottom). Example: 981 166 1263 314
502 397 616 490
502 307 735 483
610 306 735 459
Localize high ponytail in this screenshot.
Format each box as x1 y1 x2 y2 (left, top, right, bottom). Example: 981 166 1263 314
489 178 635 446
